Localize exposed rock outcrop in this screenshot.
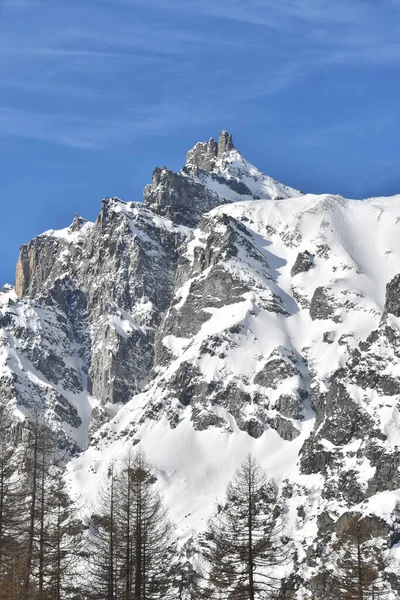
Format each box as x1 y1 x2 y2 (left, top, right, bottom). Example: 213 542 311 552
385 273 400 317
185 130 234 174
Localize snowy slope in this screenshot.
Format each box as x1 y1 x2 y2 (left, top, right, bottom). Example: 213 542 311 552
196 147 302 202
185 130 301 203
68 191 400 597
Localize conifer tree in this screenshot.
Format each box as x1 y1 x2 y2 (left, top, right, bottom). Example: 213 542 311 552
0 404 14 572
87 450 176 600
87 463 118 600
329 514 387 599
0 404 23 599
45 469 81 600
18 417 66 600
20 419 41 600
198 454 290 600
0 408 78 600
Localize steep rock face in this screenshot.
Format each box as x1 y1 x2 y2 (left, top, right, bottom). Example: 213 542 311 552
143 166 226 227
0 287 90 453
6 200 189 450
15 214 89 298
14 200 187 406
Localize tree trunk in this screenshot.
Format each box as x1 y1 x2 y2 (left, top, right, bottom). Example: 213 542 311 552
357 530 363 600
23 427 38 600
125 461 132 600
108 469 115 600
38 456 46 599
55 501 62 600
0 459 5 573
248 475 255 600
134 484 142 600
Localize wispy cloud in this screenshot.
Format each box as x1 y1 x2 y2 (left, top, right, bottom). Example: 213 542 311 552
0 58 311 149
116 0 390 30
118 0 400 66
0 101 234 150
1 0 399 150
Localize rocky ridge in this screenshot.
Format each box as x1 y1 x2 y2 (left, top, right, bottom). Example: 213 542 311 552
1 132 400 596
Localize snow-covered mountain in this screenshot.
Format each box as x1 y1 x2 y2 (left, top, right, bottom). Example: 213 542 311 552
2 131 400 596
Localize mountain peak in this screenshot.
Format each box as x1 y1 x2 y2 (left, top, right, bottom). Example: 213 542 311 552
69 212 88 232
144 130 302 227
185 130 236 175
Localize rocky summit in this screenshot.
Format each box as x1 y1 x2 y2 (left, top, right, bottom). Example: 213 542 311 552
2 131 400 596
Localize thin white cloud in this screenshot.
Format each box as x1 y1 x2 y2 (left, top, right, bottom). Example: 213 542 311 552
0 102 233 150
1 0 399 150
119 0 400 66
0 58 310 149
116 0 378 28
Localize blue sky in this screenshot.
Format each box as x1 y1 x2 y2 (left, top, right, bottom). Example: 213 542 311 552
1 0 400 286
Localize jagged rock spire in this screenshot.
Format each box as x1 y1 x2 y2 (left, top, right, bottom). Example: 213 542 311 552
217 130 234 157
185 130 235 175
143 131 238 227
69 212 87 232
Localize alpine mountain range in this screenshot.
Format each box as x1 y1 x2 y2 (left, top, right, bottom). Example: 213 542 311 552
2 130 400 596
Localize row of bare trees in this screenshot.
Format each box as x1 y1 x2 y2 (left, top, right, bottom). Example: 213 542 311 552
85 451 176 600
0 404 79 600
0 402 395 599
